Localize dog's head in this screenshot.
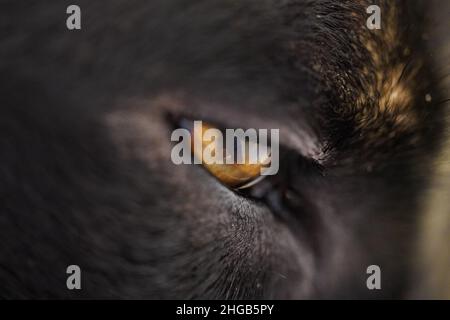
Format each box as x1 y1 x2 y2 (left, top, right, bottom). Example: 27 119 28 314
0 0 448 298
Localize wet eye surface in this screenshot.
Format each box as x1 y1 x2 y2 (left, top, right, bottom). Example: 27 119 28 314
181 119 271 190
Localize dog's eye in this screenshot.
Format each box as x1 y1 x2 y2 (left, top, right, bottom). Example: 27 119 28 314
187 120 270 189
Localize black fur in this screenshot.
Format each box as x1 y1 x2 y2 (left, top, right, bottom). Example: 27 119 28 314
0 0 448 298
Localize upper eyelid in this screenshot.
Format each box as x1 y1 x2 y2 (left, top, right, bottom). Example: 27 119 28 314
168 111 323 161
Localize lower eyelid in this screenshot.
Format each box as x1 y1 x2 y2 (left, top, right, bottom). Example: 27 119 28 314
202 163 266 189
